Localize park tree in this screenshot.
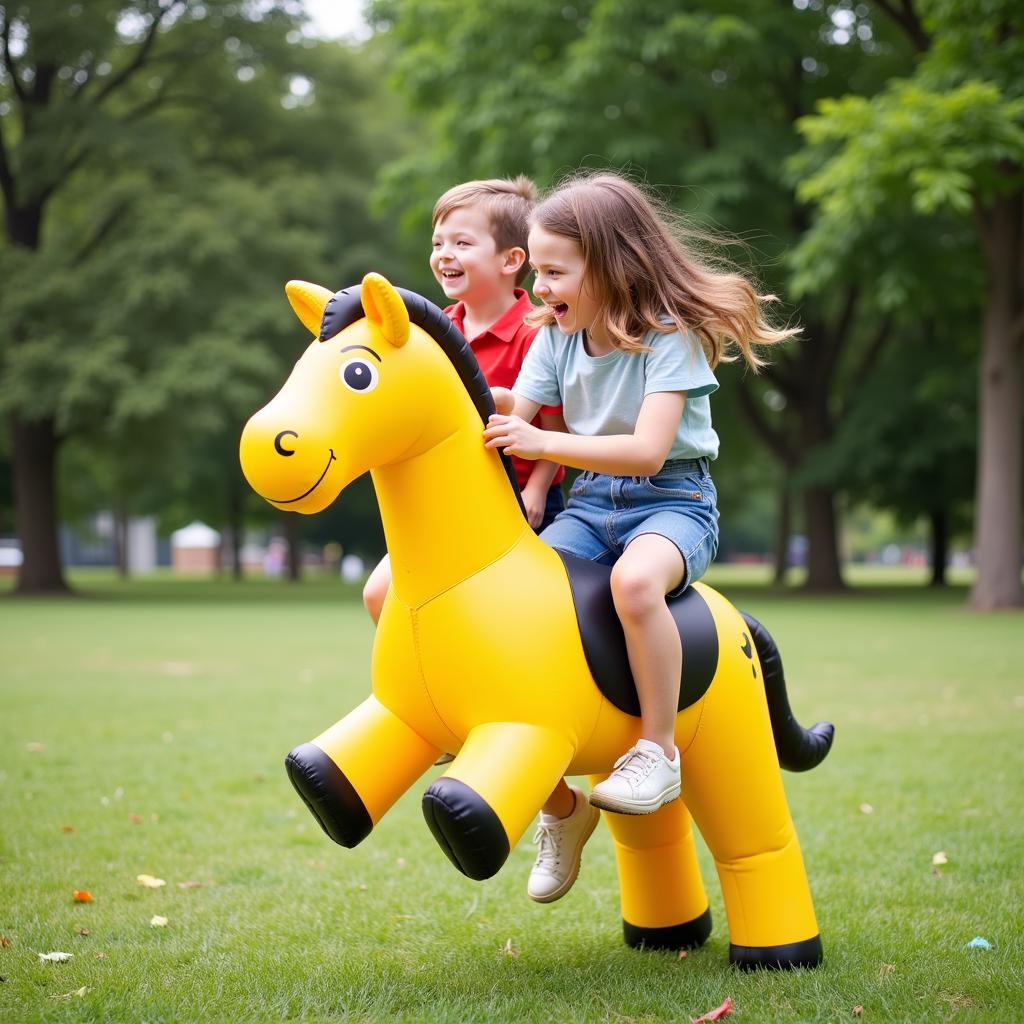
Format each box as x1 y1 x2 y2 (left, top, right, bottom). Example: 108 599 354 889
793 0 1023 608
1 1 407 592
369 0 915 590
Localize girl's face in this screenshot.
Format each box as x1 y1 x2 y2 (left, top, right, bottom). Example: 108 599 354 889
528 226 604 341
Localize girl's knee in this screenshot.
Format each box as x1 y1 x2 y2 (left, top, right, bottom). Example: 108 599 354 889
610 561 668 620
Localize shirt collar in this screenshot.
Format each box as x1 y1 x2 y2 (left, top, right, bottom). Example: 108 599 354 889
448 289 534 343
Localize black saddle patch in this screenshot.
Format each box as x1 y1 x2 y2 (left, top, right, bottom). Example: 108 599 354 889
557 551 719 717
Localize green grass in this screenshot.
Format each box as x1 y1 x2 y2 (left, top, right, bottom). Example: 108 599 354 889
1 572 1022 1022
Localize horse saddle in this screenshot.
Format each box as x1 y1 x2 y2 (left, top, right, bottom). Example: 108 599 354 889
557 551 720 717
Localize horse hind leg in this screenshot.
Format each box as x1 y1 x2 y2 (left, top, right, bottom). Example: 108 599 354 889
590 778 712 953
681 664 824 970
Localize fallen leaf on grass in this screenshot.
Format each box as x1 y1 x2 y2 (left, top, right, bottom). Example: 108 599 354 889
931 851 948 866
94 952 107 960
26 742 45 753
0 936 11 948
137 874 166 889
76 928 90 938
61 826 75 833
859 803 874 815
53 987 90 1000
38 951 73 962
150 916 168 928
879 963 896 976
852 1006 864 1017
177 881 202 890
128 814 143 825
72 890 93 903
691 995 733 1022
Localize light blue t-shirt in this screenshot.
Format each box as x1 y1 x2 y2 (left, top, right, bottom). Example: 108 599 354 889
514 325 720 462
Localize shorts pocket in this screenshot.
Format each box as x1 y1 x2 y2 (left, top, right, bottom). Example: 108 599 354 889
644 473 706 502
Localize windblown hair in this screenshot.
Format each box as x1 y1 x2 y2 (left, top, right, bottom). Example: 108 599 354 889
432 176 538 286
526 173 798 367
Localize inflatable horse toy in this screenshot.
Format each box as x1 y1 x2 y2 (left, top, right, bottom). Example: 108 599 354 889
239 273 834 970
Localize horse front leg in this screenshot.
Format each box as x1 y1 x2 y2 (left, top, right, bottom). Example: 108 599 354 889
422 722 574 880
590 778 712 952
286 695 440 847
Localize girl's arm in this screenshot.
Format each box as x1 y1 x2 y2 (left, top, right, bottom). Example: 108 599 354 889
484 392 686 477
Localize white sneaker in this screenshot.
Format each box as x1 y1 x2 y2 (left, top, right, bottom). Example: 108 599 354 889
527 785 600 904
589 739 681 815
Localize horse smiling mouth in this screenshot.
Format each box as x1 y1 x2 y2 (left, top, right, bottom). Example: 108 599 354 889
269 449 337 504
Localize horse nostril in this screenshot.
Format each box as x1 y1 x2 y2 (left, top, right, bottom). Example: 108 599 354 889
274 430 298 457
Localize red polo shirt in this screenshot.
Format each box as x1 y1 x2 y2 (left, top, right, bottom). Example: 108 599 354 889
445 290 565 492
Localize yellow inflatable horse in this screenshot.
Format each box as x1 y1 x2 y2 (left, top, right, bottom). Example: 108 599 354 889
239 273 834 970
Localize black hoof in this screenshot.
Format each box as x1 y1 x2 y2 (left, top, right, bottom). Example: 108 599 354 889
285 742 372 848
422 777 510 880
730 933 823 970
624 906 712 951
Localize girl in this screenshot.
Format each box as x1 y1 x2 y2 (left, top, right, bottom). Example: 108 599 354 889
483 172 796 903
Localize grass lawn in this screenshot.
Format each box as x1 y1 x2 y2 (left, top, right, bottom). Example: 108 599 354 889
1 570 1022 1022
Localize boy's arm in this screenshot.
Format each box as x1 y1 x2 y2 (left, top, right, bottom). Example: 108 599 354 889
484 392 686 476
491 386 539 421
491 388 559 528
520 411 565 528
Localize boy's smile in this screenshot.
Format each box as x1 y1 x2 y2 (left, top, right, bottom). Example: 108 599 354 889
431 205 515 306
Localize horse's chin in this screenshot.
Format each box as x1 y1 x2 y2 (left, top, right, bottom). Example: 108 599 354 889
268 480 345 515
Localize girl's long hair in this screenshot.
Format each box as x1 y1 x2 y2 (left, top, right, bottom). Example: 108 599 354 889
526 173 797 368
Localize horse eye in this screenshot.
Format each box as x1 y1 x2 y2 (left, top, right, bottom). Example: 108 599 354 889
340 359 379 393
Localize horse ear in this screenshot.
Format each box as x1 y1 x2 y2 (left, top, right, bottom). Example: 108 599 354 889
361 272 410 349
285 281 333 337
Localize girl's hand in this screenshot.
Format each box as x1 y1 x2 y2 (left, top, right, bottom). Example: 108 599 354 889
484 414 547 461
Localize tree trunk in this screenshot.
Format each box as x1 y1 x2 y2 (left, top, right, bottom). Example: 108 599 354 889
970 192 1023 609
114 501 129 579
10 413 70 594
801 485 846 591
283 512 302 582
772 471 792 585
226 494 244 583
928 508 948 587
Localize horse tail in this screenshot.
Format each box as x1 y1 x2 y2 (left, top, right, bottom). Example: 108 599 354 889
741 612 835 772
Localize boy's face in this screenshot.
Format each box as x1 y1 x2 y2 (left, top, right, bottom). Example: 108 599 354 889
430 205 519 307
528 225 600 337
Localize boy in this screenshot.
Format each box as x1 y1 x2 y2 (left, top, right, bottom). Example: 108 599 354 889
362 177 565 623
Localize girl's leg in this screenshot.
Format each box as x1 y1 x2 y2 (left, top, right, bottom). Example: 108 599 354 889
362 553 392 624
590 534 686 815
610 533 685 755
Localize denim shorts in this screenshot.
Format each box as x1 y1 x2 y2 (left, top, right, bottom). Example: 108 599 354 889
540 457 719 595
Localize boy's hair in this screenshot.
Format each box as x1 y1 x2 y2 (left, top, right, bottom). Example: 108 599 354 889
432 176 537 286
526 172 798 368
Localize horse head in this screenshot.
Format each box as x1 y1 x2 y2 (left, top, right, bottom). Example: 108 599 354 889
239 273 476 515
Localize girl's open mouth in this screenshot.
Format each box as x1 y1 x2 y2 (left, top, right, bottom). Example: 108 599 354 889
551 303 569 320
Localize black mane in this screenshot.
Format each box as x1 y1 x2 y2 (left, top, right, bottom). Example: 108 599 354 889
318 284 525 515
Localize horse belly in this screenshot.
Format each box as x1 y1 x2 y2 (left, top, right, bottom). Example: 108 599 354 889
415 541 603 751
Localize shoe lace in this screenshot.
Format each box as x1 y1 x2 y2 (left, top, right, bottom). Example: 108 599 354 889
532 821 562 869
611 745 659 784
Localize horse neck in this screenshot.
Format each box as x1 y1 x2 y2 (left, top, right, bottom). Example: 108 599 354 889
372 423 530 607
